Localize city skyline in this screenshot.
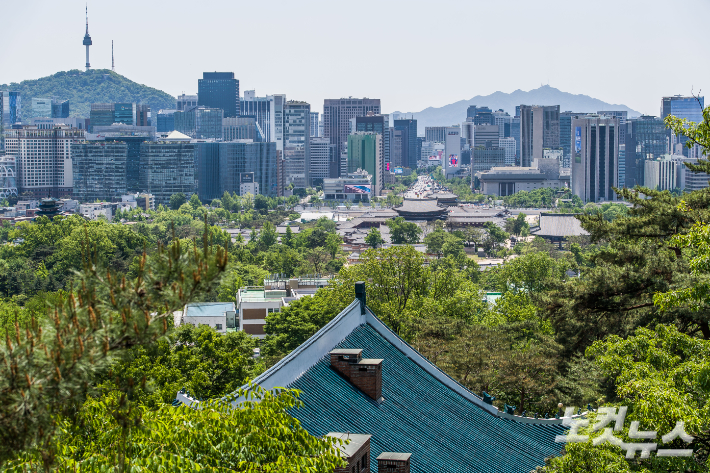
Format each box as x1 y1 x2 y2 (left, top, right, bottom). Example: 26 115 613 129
0 0 707 117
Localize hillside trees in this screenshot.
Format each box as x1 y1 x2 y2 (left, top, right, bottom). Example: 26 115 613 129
0 69 176 120
543 186 710 356
4 387 345 472
0 227 228 468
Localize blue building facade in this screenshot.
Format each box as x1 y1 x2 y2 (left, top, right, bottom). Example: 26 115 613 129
156 110 177 133
1 91 21 128
198 72 239 118
195 141 278 200
661 95 705 157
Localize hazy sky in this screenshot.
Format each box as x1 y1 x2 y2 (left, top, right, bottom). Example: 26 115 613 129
1 0 708 116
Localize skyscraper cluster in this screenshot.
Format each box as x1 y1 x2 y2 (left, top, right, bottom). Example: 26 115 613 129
0 7 705 206
456 95 707 203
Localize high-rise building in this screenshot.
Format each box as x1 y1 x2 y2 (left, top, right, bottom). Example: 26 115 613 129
444 126 461 178
520 105 560 167
394 118 417 169
425 126 447 143
499 137 517 166
174 106 223 139
52 100 70 118
466 106 495 125
0 156 18 199
509 117 521 165
679 157 710 192
222 116 263 142
240 91 285 145
32 98 70 119
661 96 705 122
271 94 286 152
310 112 320 138
177 94 198 111
644 156 682 191
90 103 150 131
626 116 667 188
31 98 53 118
571 115 619 202
661 96 705 157
139 141 195 205
474 124 499 149
323 97 380 176
392 129 404 167
355 113 390 174
347 132 383 196
198 72 239 118
218 141 277 197
309 137 333 186
472 148 506 174
88 124 156 193
461 119 475 150
1 91 21 128
196 142 220 202
156 110 177 133
283 101 311 188
494 110 512 139
3 125 84 198
72 141 128 202
559 112 584 167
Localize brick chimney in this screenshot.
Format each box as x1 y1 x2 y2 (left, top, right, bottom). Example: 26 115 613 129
327 432 372 473
377 453 411 473
330 348 383 401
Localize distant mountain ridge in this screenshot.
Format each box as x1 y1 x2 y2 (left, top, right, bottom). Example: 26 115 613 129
0 70 176 121
393 85 642 131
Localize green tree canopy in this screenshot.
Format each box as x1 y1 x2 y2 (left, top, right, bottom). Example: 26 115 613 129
365 227 385 249
169 192 187 210
388 217 422 244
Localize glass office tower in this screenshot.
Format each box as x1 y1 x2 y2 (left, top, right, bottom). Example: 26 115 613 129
198 72 239 118
661 95 705 157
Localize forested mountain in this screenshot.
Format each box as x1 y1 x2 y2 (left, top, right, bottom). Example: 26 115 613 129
0 69 176 120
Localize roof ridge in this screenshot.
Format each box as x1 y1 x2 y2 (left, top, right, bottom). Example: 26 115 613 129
176 297 576 426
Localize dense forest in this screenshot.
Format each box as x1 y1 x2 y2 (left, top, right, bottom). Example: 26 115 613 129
0 110 709 471
0 69 176 120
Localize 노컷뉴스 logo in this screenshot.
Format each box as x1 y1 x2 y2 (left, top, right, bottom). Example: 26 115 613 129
555 407 694 459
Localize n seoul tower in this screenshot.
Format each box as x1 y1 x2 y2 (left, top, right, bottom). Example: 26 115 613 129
83 5 92 71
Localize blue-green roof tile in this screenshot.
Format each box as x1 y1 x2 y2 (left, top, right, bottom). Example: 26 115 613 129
288 324 564 473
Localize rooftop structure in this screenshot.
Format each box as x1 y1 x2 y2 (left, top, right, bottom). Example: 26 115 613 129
178 286 569 472
179 302 236 334
477 158 570 197
236 287 287 338
427 191 458 206
393 198 447 220
532 213 588 247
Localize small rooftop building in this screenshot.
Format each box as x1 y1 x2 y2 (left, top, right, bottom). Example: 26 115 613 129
236 288 286 338
179 302 236 334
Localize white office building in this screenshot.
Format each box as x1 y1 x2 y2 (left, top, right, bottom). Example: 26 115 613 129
499 137 517 166
444 126 461 178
